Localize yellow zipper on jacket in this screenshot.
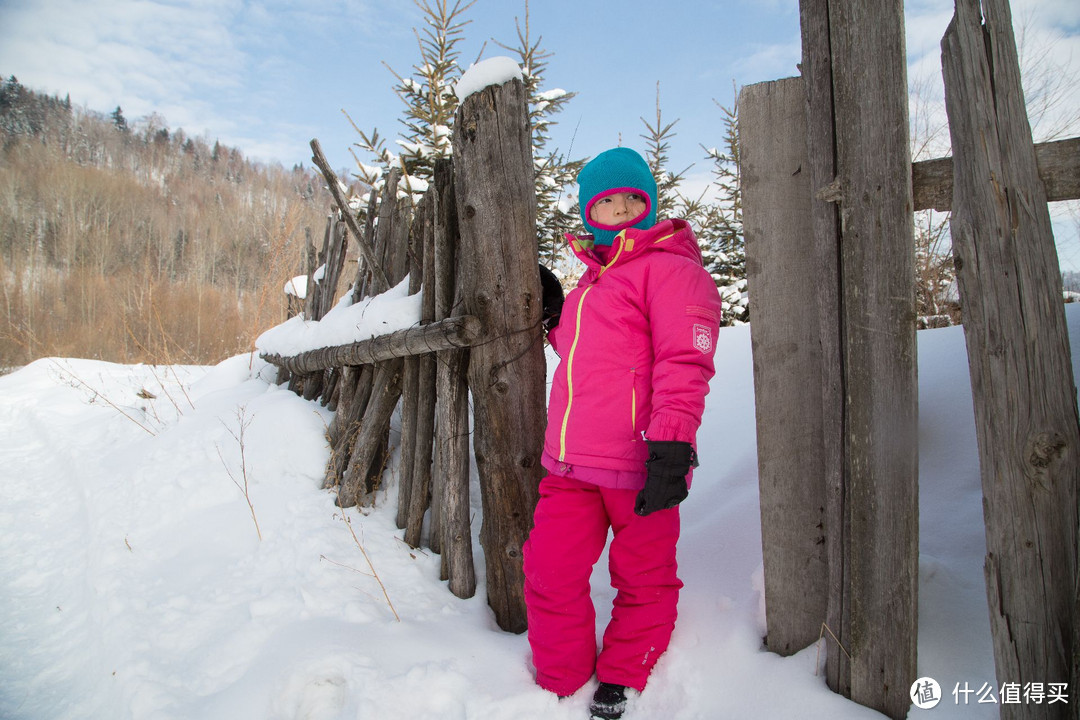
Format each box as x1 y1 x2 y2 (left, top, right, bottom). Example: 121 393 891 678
558 284 592 461
558 232 627 462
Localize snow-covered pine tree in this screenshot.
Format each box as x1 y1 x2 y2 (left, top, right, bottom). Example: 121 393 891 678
639 90 748 325
494 0 583 269
697 98 748 324
346 0 582 269
350 0 474 202
640 83 688 221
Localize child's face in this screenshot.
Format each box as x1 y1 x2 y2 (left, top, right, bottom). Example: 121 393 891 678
588 191 648 228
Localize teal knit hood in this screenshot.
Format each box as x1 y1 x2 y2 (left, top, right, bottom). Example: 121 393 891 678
577 147 658 246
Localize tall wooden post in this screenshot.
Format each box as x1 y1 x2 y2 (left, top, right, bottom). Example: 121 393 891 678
798 0 850 693
452 76 546 633
799 1 919 717
741 77 829 656
942 1 1079 716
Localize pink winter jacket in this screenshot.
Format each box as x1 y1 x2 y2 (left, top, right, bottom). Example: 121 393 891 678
543 219 723 489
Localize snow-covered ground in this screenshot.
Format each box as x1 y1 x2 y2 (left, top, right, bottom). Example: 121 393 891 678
3 305 1078 719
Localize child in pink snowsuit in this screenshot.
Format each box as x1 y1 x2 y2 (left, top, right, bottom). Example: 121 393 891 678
524 147 722 719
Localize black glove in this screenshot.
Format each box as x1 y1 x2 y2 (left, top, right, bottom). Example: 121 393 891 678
635 441 698 516
539 265 564 334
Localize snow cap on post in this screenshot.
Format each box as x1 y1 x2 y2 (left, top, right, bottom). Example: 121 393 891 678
453 56 523 101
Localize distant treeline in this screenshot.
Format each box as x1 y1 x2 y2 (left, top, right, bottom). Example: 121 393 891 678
0 75 335 368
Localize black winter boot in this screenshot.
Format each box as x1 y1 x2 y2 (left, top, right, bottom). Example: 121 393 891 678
589 682 629 720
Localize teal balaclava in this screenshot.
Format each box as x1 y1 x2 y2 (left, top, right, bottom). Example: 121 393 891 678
577 147 658 246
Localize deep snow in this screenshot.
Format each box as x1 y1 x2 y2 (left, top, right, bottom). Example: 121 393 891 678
2 305 1078 719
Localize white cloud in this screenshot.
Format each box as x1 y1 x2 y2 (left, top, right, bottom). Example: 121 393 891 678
0 0 245 120
731 39 803 85
0 0 402 164
1 0 1075 176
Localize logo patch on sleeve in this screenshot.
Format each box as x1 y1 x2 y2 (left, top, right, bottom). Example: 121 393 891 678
693 324 713 353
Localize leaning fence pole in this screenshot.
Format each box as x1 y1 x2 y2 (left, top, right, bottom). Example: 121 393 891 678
942 1 1079 715
310 138 389 295
337 178 411 508
452 75 545 633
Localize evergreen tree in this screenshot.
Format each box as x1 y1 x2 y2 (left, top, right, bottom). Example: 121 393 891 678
0 76 27 134
347 0 582 273
1 76 74 138
0 75 22 109
696 98 747 324
494 0 583 263
639 83 687 220
352 0 473 199
111 105 128 133
701 101 745 282
639 91 748 325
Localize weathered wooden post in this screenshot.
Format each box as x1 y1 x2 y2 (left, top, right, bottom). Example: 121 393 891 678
815 3 919 717
396 192 432 530
452 75 546 633
322 170 390 492
747 1 924 716
942 0 1079 715
798 5 849 695
303 219 349 401
740 77 829 656
430 158 476 599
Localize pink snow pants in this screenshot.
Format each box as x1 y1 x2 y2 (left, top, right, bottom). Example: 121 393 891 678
522 474 682 696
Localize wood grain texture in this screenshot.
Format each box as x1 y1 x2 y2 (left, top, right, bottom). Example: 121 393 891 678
452 77 545 633
943 1 1079 715
741 77 829 658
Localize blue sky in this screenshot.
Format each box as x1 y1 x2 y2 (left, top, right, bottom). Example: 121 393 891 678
1 0 1078 266
0 0 807 173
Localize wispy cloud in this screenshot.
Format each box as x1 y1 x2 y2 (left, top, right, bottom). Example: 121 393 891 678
731 39 803 85
1 0 244 122
0 0 406 163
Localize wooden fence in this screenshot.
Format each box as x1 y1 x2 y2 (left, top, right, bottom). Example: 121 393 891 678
741 0 1080 718
260 0 1080 711
262 77 546 634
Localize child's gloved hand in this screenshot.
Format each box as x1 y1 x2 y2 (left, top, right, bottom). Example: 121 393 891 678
634 441 698 516
539 265 564 334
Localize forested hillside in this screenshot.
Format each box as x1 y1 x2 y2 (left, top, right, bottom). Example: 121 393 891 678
0 76 335 368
